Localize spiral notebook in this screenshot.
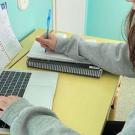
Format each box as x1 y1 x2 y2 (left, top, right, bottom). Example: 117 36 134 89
27 41 103 78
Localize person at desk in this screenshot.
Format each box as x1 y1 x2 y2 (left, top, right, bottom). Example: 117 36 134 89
0 0 135 135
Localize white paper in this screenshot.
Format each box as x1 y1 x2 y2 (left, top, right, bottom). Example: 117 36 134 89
0 4 22 68
0 40 10 68
27 41 80 63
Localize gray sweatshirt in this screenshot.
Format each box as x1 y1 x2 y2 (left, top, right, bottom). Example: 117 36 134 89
1 35 135 135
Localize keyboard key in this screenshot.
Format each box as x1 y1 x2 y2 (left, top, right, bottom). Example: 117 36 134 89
0 71 31 98
0 70 32 129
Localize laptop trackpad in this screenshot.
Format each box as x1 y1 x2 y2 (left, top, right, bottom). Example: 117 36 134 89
23 85 55 109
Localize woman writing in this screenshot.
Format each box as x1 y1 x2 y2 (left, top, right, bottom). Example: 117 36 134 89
0 0 135 135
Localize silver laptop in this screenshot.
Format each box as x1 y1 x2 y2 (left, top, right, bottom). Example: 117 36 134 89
0 70 58 134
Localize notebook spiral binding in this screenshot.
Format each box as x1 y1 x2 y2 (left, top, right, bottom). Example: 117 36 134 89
27 58 103 78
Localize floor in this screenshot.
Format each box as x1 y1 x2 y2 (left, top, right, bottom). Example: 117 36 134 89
114 76 135 121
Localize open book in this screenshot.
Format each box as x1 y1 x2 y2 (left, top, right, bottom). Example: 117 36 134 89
27 41 103 78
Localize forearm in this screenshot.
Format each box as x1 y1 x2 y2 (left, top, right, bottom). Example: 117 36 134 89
1 99 80 135
56 35 135 77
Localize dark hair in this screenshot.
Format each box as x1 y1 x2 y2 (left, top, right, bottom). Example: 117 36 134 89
126 9 135 68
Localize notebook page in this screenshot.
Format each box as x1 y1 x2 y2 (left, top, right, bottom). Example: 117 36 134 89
0 50 9 68
0 40 10 68
0 5 22 59
27 41 80 63
0 22 21 59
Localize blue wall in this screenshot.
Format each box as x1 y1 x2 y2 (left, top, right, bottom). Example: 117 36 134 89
0 0 132 41
0 0 51 40
85 0 132 40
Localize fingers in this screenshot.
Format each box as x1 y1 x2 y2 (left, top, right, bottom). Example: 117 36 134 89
40 44 49 50
36 33 57 51
36 39 50 50
36 37 48 44
0 96 21 112
36 33 54 44
0 96 21 118
0 96 9 111
36 37 50 47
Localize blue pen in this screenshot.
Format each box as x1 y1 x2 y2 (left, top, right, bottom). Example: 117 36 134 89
46 9 51 39
45 9 51 52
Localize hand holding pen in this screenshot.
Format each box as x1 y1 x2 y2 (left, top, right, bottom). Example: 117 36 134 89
36 9 56 51
36 33 57 51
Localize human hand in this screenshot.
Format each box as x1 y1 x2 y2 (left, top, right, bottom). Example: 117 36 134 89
0 96 21 117
36 34 57 51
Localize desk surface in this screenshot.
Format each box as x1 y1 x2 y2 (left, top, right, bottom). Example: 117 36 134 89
9 29 119 135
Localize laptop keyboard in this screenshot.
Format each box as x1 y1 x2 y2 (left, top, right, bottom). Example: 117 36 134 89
0 71 31 96
0 71 32 128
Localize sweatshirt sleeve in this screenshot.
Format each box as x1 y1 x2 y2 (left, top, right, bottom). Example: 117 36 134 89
55 35 135 77
117 107 135 135
1 99 80 135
